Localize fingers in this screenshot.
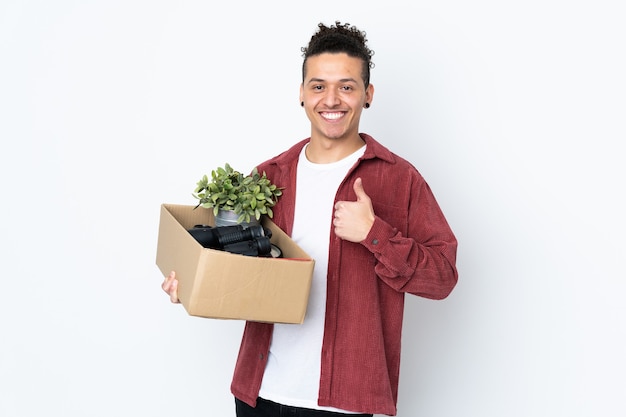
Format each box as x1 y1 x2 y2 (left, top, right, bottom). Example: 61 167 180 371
168 279 179 304
161 270 174 292
162 271 180 304
352 177 364 200
352 177 371 203
333 178 375 242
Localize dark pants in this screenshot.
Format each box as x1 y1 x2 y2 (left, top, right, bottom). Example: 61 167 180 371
235 397 373 417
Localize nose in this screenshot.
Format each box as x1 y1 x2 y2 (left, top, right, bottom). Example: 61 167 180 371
323 89 341 107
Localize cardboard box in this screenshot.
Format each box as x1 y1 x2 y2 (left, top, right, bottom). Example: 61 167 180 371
156 204 314 324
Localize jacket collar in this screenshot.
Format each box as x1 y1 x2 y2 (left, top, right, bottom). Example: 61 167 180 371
267 133 396 167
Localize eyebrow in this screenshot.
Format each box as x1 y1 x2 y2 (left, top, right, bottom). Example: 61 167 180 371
306 77 359 85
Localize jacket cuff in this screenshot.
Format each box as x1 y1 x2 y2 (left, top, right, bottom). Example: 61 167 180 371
361 216 395 253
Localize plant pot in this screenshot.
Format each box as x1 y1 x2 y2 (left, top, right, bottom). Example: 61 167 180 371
215 209 260 228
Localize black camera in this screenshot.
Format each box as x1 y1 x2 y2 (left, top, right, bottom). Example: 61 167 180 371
188 224 280 258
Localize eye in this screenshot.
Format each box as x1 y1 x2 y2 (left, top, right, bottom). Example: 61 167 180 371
312 85 324 91
340 85 353 91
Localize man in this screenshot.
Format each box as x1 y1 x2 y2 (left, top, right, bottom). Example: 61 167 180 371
162 21 458 416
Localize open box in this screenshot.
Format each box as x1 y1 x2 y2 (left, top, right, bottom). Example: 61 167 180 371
156 204 314 324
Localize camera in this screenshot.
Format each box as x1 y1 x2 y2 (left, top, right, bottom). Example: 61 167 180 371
188 224 281 258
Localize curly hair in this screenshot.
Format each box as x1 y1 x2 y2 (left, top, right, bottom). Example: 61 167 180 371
301 21 375 88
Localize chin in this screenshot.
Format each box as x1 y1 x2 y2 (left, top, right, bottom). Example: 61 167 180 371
321 128 350 140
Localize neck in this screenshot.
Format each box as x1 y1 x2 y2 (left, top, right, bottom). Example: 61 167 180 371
305 134 365 164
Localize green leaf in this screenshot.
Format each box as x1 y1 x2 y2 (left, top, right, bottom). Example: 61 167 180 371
192 163 282 221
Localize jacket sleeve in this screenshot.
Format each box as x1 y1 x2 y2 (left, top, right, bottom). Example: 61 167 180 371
360 178 458 300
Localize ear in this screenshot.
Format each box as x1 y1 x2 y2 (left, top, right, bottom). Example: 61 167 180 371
366 83 375 105
299 84 304 104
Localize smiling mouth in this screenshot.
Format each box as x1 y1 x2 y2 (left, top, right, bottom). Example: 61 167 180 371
320 111 345 120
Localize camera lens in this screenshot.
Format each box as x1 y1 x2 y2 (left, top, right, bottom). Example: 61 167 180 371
214 224 268 247
188 224 276 258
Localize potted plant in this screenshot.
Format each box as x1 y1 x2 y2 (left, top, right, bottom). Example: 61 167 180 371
192 163 283 226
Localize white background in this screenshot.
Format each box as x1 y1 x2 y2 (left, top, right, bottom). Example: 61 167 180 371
1 1 624 416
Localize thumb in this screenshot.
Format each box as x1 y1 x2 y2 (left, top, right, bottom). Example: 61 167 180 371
353 177 369 202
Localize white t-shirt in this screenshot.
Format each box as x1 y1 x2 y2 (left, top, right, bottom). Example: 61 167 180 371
258 143 365 412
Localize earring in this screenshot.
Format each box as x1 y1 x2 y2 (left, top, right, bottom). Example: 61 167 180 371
300 101 304 107
365 103 370 109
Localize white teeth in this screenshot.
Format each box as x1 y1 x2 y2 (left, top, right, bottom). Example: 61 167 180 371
322 112 343 120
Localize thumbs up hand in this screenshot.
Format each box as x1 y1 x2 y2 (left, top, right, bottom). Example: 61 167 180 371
333 177 375 242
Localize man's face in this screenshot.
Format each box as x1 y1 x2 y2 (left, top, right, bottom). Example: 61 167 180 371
300 52 373 143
